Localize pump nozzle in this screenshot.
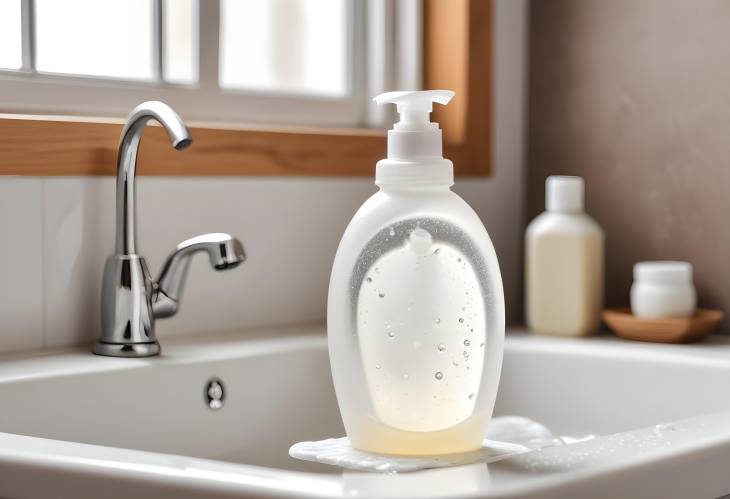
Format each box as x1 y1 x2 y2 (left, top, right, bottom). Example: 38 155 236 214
374 90 455 131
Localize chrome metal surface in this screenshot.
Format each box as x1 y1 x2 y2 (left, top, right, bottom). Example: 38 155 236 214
205 378 225 410
153 233 246 318
95 101 245 358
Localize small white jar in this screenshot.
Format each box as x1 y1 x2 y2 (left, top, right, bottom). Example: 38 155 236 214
630 261 696 319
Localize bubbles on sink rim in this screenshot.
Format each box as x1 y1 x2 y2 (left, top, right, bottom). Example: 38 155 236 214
510 422 688 474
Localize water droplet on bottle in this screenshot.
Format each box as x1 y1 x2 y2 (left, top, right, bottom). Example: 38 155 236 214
402 373 410 380
387 331 395 339
409 228 433 255
463 351 469 358
366 277 372 283
434 248 440 254
464 339 471 346
435 318 441 324
378 292 385 298
458 318 464 323
375 364 381 370
457 258 462 262
389 227 395 237
480 342 485 348
468 393 475 400
437 343 446 352
452 360 460 367
434 371 444 380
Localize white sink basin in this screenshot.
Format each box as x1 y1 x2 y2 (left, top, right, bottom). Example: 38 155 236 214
2 326 730 498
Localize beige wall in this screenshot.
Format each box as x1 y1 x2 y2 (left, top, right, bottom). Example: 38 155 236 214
527 0 730 330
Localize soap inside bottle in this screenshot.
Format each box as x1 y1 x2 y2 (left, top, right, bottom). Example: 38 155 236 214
357 226 487 432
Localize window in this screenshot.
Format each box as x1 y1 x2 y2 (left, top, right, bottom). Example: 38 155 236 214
220 0 348 97
0 0 22 70
0 0 421 127
0 0 492 178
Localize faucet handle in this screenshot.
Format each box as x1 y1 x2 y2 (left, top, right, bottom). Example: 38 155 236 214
152 233 246 318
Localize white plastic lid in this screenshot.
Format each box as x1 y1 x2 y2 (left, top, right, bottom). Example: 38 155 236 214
633 261 693 286
546 176 584 212
373 90 454 159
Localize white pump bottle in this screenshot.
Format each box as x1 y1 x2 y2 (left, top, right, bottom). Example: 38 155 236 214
327 90 505 455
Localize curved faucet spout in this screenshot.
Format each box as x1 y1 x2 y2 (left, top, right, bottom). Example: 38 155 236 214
152 233 246 318
98 101 244 358
116 101 192 255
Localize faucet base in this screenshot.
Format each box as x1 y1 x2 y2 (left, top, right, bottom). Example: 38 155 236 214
93 341 161 358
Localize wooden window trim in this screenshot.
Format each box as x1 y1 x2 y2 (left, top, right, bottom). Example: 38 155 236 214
0 0 491 177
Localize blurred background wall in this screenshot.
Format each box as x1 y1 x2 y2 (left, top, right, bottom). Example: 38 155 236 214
527 0 730 330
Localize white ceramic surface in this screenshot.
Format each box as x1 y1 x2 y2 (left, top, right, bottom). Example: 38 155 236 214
2 326 730 499
0 178 44 351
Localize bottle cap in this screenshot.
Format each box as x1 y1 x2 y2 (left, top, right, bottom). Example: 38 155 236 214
633 261 693 286
546 176 584 212
373 90 454 159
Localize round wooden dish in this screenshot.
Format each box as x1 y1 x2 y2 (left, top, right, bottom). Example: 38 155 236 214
602 308 725 343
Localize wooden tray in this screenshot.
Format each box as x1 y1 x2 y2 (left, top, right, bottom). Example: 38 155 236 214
602 308 724 344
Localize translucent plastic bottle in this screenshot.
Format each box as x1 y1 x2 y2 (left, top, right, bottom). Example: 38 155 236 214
327 90 505 456
526 176 604 336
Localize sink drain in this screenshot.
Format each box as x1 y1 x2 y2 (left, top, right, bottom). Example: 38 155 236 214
205 378 225 410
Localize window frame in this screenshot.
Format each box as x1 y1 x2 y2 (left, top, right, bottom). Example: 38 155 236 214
0 0 491 177
0 0 383 127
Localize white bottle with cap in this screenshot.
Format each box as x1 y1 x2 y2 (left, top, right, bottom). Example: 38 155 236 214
328 90 505 455
526 176 604 336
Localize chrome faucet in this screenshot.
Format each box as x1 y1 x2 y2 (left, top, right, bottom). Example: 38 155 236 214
94 101 246 358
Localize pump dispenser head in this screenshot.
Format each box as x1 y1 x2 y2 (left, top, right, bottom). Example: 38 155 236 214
374 90 454 160
374 90 454 132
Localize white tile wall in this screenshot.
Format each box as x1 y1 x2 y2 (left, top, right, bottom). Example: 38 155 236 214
38 176 376 350
0 0 527 354
0 169 521 354
0 179 44 351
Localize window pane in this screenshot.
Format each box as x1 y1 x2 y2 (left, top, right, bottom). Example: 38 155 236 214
220 0 349 97
163 0 197 84
0 0 22 70
35 0 154 80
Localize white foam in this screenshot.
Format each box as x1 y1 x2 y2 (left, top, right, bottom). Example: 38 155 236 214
289 416 560 473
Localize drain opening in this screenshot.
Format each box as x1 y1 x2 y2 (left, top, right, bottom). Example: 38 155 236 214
205 378 225 410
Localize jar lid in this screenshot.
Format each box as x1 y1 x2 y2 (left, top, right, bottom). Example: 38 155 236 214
633 261 693 286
